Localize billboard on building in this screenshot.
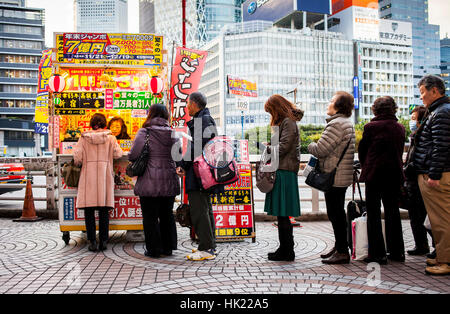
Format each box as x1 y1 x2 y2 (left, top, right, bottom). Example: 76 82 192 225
242 0 294 23
227 76 258 98
297 0 332 14
242 0 332 23
332 0 378 15
379 19 412 46
330 0 379 42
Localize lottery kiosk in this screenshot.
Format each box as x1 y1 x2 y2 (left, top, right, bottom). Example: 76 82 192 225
41 33 166 244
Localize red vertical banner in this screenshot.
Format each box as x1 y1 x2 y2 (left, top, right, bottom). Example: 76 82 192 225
170 47 208 205
170 47 208 132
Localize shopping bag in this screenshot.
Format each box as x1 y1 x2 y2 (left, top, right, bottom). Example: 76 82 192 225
352 215 369 260
352 214 386 260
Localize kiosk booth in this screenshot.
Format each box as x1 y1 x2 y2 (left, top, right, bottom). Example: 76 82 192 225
38 33 255 245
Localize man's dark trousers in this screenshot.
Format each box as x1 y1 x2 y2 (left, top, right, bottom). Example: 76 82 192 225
188 190 216 251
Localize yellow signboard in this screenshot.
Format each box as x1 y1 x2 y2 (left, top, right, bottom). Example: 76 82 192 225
55 33 163 65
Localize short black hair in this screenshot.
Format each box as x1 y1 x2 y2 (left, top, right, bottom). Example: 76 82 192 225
418 75 446 95
372 96 397 116
189 92 207 109
90 113 107 130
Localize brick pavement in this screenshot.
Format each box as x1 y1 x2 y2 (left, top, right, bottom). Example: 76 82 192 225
0 218 448 294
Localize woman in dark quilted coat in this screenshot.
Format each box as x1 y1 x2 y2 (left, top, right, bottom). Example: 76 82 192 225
129 104 180 258
358 96 406 265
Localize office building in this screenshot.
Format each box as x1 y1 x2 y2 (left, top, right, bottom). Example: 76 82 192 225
330 0 414 120
74 0 128 33
379 0 441 106
151 0 245 49
139 0 154 33
0 2 45 156
199 21 354 136
440 37 450 94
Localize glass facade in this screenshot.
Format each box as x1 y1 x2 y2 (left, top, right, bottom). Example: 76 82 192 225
199 21 354 135
358 42 414 119
0 3 44 156
153 0 245 49
440 38 450 95
201 0 245 41
379 0 441 106
75 0 128 33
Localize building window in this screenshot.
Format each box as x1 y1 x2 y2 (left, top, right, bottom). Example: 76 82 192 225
5 131 34 141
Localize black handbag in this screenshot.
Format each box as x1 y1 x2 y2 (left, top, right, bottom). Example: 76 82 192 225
126 131 150 177
347 167 366 253
175 203 192 228
305 138 351 193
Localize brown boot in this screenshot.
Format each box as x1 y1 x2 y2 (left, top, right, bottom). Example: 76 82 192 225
322 251 350 264
320 246 336 259
426 258 438 266
425 264 450 276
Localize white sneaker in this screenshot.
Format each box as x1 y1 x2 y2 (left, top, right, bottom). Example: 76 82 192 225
187 250 216 261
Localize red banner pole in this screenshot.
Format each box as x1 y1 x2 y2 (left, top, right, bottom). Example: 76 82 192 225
182 0 186 48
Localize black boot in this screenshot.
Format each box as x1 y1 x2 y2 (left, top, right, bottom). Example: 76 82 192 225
269 217 295 261
88 240 97 252
268 248 295 261
320 246 336 259
98 240 107 251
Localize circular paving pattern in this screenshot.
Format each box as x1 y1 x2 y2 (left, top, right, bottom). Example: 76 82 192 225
0 219 448 294
0 221 90 276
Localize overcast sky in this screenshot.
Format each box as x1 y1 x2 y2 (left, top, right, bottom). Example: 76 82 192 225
28 0 449 48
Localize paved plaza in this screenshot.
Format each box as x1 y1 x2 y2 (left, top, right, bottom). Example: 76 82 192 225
0 218 448 294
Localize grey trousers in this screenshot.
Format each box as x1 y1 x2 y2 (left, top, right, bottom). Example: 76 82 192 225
188 190 216 251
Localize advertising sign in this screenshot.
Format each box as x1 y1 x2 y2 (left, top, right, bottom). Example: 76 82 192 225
62 196 143 221
211 163 255 239
353 76 359 110
170 47 208 130
353 5 379 42
379 19 412 46
113 91 156 109
57 33 163 65
243 0 294 23
243 0 331 22
60 68 153 92
34 49 53 134
332 0 378 15
227 76 258 98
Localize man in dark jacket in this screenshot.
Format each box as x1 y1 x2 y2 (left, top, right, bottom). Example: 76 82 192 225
413 75 450 276
176 92 219 261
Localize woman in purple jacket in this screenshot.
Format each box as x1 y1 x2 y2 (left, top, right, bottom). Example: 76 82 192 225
129 104 181 258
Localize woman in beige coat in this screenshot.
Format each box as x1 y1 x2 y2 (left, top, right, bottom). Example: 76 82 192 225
308 91 355 264
74 113 123 252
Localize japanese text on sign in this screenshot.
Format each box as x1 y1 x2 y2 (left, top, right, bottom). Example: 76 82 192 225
170 47 208 130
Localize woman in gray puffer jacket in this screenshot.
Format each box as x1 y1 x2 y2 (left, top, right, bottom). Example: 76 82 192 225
129 104 180 258
308 91 355 264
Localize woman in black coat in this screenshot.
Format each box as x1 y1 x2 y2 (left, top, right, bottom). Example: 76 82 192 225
358 96 406 264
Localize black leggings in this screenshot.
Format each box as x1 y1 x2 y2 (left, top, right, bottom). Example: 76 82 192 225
83 207 110 242
140 196 176 256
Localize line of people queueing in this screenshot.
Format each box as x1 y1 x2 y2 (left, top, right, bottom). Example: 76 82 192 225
72 74 450 276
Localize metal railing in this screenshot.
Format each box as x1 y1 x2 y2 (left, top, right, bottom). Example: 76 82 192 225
249 154 365 214
0 157 57 210
0 155 366 215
